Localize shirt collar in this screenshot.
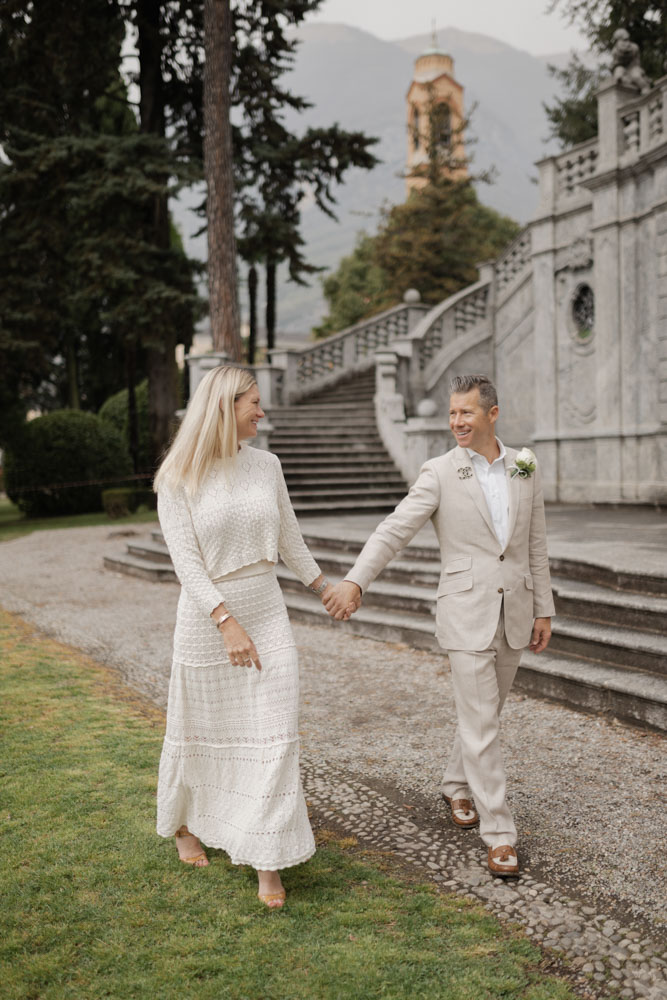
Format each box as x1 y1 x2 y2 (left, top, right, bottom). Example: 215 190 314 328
466 438 506 465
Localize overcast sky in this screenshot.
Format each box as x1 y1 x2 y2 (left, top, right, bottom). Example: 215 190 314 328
303 0 588 56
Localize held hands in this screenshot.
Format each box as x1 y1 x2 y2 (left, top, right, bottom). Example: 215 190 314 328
323 580 362 621
529 617 551 654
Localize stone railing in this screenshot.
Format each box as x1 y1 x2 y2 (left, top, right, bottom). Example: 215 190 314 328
555 138 599 199
618 75 667 158
267 296 428 404
372 274 495 482
495 228 532 296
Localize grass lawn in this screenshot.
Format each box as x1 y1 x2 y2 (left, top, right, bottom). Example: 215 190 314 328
0 610 580 1000
0 495 158 543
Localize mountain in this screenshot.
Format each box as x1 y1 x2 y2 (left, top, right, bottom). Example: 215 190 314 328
172 23 572 340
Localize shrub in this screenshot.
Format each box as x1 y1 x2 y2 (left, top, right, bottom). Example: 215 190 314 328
4 410 132 517
99 379 151 472
101 487 157 519
101 488 141 519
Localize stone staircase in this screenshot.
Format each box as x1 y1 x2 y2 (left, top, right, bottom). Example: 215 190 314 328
104 526 667 733
266 368 407 514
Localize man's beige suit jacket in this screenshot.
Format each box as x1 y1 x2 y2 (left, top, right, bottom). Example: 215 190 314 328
346 445 555 651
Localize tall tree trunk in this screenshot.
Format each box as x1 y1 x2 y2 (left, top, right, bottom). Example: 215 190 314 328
247 264 258 365
265 259 276 355
204 0 241 359
136 0 179 467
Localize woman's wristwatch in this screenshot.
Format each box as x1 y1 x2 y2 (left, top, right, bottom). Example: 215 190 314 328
309 578 329 597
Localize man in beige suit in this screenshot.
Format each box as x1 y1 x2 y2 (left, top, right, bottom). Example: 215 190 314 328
324 374 554 877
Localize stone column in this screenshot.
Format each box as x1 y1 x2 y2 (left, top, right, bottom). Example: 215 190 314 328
530 159 559 499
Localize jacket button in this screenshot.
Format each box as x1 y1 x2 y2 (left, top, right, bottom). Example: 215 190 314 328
499 554 505 561
498 587 504 594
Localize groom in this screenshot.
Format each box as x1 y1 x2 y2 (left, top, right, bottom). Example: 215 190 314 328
324 374 554 877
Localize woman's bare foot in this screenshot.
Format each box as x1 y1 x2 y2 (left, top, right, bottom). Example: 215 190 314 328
257 869 285 908
175 826 209 867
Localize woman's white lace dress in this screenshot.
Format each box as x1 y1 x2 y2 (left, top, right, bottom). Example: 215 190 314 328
155 444 320 870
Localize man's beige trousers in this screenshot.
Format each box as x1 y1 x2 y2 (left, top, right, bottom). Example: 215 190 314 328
441 608 522 847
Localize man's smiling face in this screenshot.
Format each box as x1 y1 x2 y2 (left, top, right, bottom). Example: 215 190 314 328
449 388 499 454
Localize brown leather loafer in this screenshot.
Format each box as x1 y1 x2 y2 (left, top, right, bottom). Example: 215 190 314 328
443 794 479 828
488 844 519 877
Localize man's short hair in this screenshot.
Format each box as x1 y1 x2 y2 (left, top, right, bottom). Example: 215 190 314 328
449 374 498 411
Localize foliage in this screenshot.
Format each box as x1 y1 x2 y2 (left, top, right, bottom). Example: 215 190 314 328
4 410 132 517
101 486 156 518
544 1 666 147
99 379 152 472
230 1 379 351
0 0 199 439
315 178 520 337
314 235 390 337
0 609 580 1000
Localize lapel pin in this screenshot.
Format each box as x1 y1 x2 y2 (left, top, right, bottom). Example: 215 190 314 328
457 467 473 480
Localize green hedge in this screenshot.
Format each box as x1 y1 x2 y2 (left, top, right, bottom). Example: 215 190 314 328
101 487 157 519
4 410 132 517
98 379 151 472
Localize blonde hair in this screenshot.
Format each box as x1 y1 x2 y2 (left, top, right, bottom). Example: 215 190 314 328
154 365 257 495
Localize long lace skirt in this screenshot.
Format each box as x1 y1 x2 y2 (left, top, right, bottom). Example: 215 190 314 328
156 567 315 870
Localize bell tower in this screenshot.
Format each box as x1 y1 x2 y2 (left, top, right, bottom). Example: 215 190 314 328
406 28 467 192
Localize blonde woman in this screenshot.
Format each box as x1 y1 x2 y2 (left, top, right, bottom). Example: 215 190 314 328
154 365 332 909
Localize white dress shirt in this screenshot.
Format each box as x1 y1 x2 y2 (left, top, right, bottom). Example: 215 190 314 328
467 439 509 550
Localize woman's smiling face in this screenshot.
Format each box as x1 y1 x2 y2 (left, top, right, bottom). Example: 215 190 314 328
233 385 265 440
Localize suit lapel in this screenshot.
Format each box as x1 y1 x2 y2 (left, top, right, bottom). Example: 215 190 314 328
454 447 497 542
504 448 521 547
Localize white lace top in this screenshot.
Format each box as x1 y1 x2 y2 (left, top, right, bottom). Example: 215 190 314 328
157 444 320 616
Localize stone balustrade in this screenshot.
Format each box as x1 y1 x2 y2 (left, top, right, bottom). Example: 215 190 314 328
267 297 428 405
495 228 532 296
555 138 599 199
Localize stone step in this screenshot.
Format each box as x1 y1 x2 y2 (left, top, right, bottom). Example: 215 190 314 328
293 498 405 513
267 405 376 415
271 445 391 456
279 457 399 468
548 615 667 677
552 575 667 634
285 478 405 496
104 552 176 583
287 486 407 501
104 537 667 730
269 422 380 433
550 555 667 597
278 565 437 616
278 591 667 731
270 432 382 443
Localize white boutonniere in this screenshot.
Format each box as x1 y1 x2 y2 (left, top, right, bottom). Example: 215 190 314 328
509 447 537 479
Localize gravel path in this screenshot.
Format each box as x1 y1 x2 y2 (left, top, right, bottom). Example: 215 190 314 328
3 524 666 999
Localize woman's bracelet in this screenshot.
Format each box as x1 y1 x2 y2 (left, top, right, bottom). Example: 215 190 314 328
309 578 329 597
215 612 233 629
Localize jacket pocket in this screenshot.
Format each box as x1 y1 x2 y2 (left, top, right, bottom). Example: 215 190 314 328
524 574 534 590
444 555 472 574
438 575 473 597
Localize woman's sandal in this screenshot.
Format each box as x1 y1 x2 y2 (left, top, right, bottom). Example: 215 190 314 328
175 826 209 867
258 890 286 909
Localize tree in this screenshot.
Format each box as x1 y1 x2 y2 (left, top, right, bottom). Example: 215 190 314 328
314 179 519 338
544 1 666 147
0 0 129 429
204 0 241 358
0 0 200 473
230 1 378 355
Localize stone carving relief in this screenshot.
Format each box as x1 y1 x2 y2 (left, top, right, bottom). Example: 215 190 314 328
555 236 594 275
610 29 651 94
556 273 597 428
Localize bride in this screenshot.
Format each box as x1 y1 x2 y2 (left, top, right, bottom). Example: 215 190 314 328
153 365 333 908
